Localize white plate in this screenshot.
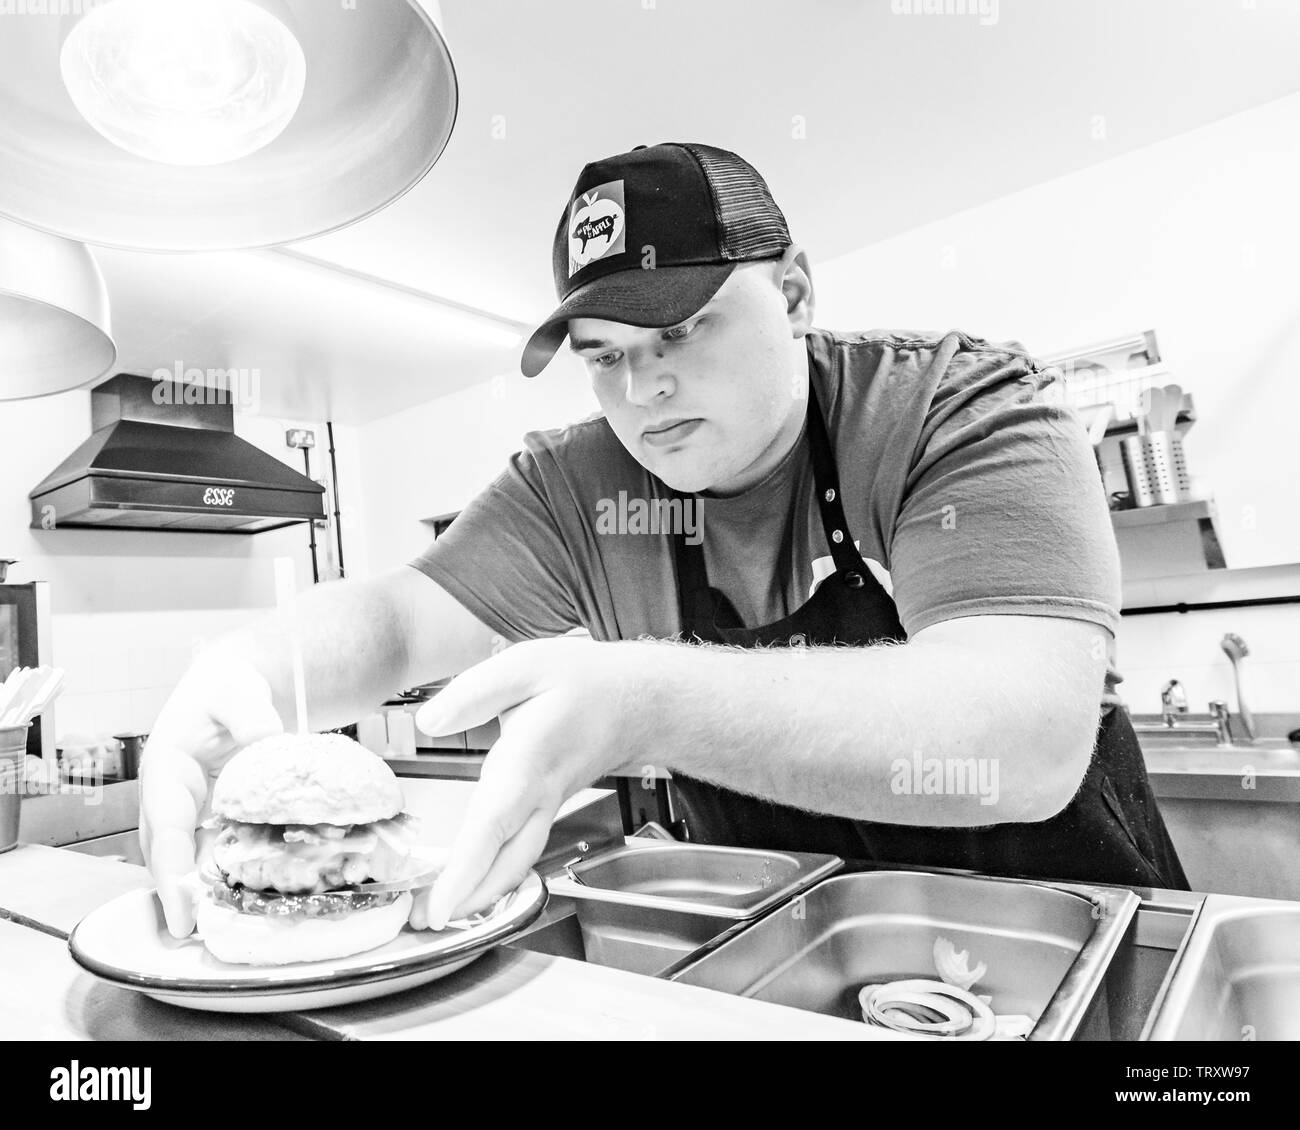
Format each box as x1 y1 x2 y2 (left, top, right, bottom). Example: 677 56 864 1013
68 872 548 1013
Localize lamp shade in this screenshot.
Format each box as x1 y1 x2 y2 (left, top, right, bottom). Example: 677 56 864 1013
0 216 116 402
0 0 457 251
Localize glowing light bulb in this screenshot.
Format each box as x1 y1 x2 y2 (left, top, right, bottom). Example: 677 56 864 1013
61 0 306 167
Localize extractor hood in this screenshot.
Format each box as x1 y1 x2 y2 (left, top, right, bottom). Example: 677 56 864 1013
30 374 325 534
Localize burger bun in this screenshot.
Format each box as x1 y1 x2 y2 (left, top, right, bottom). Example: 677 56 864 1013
213 732 404 826
196 892 413 966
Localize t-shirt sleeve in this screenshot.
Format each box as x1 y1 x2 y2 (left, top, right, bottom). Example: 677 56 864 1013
408 445 585 643
887 342 1121 639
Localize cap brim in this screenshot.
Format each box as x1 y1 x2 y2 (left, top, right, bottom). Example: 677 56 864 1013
520 262 738 377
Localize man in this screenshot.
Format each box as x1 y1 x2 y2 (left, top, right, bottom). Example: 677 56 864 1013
141 143 1186 939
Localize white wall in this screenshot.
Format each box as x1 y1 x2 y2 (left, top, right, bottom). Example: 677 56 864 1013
355 358 598 572
815 92 1300 574
811 92 1300 715
1110 562 1300 718
0 387 364 741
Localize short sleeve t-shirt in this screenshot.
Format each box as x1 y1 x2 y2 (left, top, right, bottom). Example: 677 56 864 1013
410 328 1124 699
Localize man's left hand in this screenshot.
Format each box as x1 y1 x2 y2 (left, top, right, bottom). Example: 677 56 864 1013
410 636 661 930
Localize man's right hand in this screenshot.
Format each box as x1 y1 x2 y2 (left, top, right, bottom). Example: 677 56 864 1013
139 655 284 938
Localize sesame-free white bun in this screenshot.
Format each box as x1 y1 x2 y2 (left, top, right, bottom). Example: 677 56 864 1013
196 892 413 965
212 732 404 826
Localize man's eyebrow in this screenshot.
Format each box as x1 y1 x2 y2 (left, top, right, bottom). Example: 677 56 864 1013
567 300 719 353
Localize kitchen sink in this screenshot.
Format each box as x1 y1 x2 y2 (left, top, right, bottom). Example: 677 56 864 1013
1140 737 1298 764
671 870 1139 1040
1144 894 1300 1040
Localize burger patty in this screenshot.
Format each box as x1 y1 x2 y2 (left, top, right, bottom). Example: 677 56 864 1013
210 883 405 919
210 813 416 895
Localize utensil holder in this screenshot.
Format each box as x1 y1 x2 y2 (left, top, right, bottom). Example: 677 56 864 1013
113 733 148 781
1121 431 1190 507
0 723 30 853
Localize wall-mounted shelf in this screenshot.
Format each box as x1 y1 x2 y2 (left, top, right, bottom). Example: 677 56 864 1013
1111 500 1226 579
1103 395 1196 439
1112 499 1214 530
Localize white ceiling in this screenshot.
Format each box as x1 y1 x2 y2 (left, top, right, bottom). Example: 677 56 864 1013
92 0 1300 423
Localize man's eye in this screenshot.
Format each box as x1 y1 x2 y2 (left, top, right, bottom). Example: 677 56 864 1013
592 352 621 369
663 322 696 341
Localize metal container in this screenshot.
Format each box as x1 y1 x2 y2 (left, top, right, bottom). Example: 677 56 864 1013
545 841 842 919
519 839 841 979
507 894 746 978
671 870 1138 1041
0 723 30 852
1144 894 1300 1041
1121 431 1190 507
112 733 148 781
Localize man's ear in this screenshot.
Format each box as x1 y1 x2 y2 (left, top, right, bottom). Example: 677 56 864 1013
777 245 814 333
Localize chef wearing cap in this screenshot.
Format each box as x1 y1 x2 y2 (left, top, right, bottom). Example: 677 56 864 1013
142 142 1187 938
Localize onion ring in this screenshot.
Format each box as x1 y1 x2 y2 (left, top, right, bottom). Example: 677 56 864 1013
859 979 997 1040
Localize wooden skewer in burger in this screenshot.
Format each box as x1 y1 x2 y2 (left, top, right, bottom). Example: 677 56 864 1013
194 557 418 965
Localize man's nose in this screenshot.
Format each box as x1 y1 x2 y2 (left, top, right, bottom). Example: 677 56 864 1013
622 347 675 406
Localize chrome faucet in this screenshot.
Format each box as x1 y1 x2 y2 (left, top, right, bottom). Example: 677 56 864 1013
1130 681 1238 746
1207 700 1235 746
1160 679 1188 726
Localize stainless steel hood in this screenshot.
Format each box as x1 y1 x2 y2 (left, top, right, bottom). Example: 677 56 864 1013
29 374 325 534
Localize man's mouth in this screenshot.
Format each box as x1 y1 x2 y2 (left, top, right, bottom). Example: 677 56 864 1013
641 418 703 447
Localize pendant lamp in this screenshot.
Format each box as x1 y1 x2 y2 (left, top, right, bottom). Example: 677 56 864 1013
0 0 457 251
0 215 116 401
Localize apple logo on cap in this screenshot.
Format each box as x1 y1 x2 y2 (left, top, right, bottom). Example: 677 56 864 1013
568 179 627 276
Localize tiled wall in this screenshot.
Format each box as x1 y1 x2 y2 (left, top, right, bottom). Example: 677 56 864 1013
1115 563 1300 715
50 608 255 739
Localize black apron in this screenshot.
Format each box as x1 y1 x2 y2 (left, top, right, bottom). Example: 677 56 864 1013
664 378 1189 891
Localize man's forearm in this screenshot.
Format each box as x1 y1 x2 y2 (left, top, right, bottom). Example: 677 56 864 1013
199 575 411 733
639 628 1101 827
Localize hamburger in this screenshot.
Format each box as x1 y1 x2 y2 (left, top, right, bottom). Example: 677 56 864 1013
196 732 421 965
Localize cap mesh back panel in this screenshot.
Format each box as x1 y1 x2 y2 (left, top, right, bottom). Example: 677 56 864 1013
682 143 791 260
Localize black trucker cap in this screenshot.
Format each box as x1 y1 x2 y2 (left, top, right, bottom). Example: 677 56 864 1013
520 142 792 377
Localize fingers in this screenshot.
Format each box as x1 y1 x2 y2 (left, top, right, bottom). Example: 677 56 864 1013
411 806 553 931
138 662 283 936
414 645 542 736
457 806 553 915
417 754 555 930
139 749 209 938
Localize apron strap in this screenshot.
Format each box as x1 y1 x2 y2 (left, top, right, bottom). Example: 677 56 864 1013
804 378 866 575
671 374 869 629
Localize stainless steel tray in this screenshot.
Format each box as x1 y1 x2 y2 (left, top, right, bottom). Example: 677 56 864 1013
671 869 1138 1040
1143 893 1300 1041
545 840 842 919
507 894 742 978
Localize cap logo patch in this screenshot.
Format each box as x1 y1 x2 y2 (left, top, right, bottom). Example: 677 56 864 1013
568 180 626 276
